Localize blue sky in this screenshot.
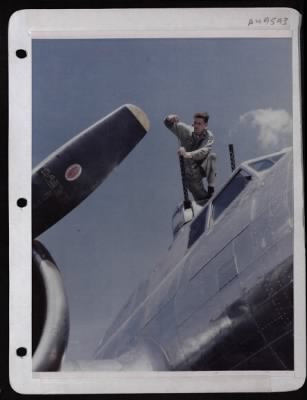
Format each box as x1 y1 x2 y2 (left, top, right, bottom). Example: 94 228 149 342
32 38 292 360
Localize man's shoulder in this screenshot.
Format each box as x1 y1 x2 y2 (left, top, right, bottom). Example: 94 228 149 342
206 128 214 137
177 121 193 133
170 121 193 137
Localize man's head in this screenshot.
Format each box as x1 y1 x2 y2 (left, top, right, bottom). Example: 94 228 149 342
193 112 209 135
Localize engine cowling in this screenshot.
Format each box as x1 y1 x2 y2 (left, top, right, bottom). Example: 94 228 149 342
32 240 69 371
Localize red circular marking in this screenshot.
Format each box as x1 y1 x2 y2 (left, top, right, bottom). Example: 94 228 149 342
65 164 82 181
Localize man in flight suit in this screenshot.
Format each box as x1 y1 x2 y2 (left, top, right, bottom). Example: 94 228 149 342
164 112 216 205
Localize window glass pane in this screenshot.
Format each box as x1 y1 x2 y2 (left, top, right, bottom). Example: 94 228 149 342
188 206 208 248
249 159 273 172
270 153 284 163
249 153 284 172
213 170 251 221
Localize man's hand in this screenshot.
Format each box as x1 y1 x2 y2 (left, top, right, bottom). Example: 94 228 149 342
167 114 180 124
177 146 192 159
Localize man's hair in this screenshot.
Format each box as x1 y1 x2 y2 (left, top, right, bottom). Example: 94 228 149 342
194 112 209 123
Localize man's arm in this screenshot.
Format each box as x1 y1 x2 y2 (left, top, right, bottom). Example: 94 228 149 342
189 130 214 160
164 115 193 142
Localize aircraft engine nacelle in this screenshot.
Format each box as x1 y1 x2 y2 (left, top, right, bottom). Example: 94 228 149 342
32 240 69 371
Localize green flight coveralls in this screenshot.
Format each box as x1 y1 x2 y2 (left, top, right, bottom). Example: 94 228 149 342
164 119 216 205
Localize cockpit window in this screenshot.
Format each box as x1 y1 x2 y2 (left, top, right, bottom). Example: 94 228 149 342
212 170 251 221
249 159 274 172
270 153 284 163
249 153 284 172
188 206 208 248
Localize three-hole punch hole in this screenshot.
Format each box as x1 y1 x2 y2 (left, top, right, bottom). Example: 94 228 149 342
16 49 27 59
17 198 27 208
16 347 27 357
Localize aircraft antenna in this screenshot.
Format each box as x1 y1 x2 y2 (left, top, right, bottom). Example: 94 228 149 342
228 144 236 172
179 154 192 209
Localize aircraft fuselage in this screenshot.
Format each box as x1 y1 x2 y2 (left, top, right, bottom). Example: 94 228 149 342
96 149 293 370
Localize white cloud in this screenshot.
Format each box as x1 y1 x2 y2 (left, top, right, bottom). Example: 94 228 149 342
239 108 292 150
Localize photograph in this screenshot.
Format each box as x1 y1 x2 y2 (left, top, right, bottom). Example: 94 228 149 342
8 7 304 394
31 36 295 372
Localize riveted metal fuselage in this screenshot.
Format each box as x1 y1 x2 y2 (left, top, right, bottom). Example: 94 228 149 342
96 149 293 371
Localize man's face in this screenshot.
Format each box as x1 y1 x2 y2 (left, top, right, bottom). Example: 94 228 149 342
193 117 206 135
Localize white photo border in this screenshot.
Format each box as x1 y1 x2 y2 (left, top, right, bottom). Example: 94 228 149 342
9 8 305 394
